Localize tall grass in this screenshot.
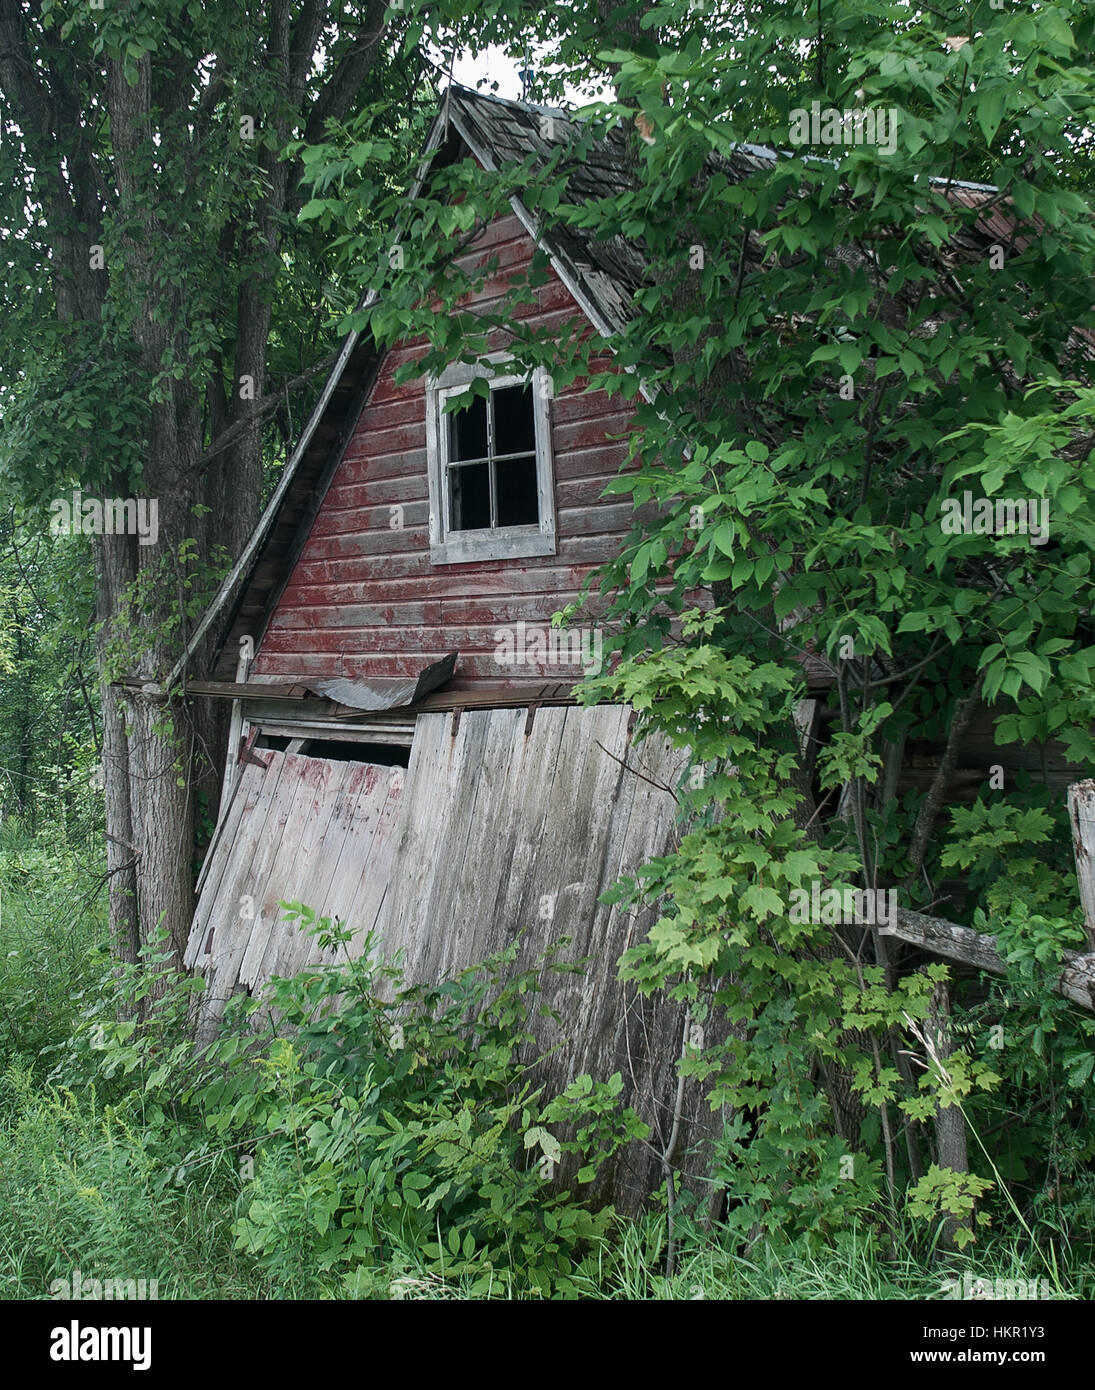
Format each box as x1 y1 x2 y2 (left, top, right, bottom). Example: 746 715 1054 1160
0 820 1092 1300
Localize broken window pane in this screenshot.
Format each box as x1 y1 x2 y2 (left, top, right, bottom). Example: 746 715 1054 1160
450 393 488 462
495 455 539 527
493 384 535 457
449 461 490 531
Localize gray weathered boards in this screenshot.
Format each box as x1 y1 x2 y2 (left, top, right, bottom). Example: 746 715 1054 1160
184 752 405 1028
184 705 721 1213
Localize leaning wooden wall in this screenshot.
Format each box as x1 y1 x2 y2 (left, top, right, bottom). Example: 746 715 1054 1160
184 704 722 1215
375 706 709 1212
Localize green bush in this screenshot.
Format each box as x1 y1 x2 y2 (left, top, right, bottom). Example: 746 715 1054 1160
0 828 107 1079
189 906 645 1298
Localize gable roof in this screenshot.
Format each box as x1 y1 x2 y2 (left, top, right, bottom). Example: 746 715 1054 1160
172 85 636 688
171 86 1030 690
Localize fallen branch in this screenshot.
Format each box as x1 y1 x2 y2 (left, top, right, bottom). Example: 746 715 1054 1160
884 907 1095 1013
195 355 337 470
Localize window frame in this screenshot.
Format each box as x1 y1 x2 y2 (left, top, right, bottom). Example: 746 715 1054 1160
425 353 556 566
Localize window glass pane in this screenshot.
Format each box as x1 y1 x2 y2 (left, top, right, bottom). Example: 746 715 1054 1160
449 393 488 461
495 455 539 527
449 462 491 531
493 384 535 456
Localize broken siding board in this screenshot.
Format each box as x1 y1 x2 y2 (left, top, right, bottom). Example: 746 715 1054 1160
187 749 406 1036
193 758 297 1022
493 706 597 941
204 751 338 1013
239 755 353 989
336 768 408 943
186 752 290 968
377 709 496 976
241 757 355 989
266 764 395 986
312 764 402 936
498 706 632 1060
205 753 317 1005
437 706 571 982
192 760 248 906
254 720 415 747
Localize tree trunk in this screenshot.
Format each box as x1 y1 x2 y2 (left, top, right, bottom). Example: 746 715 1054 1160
0 3 395 974
95 531 139 966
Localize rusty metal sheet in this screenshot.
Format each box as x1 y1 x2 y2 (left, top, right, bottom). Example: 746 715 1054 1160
308 652 457 711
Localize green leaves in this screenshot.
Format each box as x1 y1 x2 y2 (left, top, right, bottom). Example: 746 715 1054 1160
176 919 631 1297
975 84 1008 146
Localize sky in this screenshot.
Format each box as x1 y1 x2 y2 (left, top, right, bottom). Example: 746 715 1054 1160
451 46 526 100
448 43 595 106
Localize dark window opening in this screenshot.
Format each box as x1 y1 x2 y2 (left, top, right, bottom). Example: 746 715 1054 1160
450 460 491 531
452 393 488 459
297 740 410 767
497 455 539 526
446 381 540 532
257 734 292 752
254 734 410 767
493 384 535 454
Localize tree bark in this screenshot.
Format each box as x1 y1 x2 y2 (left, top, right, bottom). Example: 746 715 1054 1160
0 1 400 975
1068 779 1095 952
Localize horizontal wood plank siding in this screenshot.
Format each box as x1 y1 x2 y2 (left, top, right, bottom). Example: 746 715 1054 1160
252 211 635 685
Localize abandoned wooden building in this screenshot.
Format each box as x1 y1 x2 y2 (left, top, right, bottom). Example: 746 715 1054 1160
159 86 1092 1211
164 86 699 1209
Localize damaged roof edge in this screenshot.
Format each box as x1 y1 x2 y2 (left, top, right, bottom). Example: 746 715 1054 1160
164 101 458 693
163 305 372 693
172 85 641 691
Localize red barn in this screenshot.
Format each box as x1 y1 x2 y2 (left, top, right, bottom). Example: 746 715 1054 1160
179 87 702 1212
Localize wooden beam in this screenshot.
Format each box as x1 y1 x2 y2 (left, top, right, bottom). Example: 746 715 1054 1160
114 676 311 701
884 907 1095 1012
113 676 583 714
1068 779 1095 952
219 641 253 812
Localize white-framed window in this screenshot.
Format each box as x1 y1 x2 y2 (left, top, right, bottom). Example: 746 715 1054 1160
425 353 556 565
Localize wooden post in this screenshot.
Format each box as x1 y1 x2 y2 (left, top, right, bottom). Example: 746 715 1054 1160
1068 780 1095 953
928 980 972 1250
219 638 253 817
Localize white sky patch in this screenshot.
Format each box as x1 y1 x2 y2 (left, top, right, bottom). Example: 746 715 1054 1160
451 45 525 100
448 44 595 106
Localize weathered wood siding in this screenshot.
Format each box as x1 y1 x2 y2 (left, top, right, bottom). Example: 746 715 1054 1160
185 751 405 1032
185 707 723 1215
251 211 634 686
375 706 712 1214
